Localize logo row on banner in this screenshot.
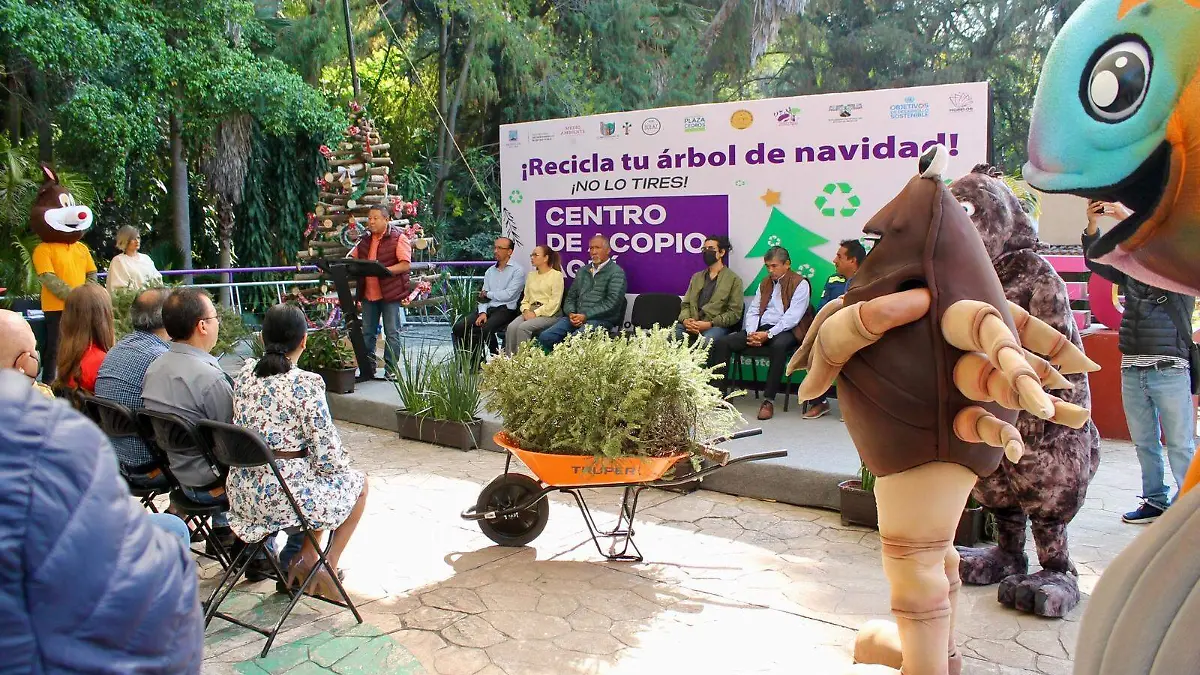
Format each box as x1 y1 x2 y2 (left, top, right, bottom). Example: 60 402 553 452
503 90 979 148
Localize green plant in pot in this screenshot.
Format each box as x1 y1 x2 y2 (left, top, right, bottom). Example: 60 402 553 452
480 327 741 474
298 327 357 394
839 461 879 529
392 342 484 450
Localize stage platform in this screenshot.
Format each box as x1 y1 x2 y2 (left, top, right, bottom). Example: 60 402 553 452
327 377 861 511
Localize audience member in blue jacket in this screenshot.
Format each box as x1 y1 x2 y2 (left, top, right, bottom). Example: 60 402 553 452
0 369 204 674
804 239 865 419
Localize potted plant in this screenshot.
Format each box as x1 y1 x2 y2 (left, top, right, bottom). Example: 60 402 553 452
955 496 987 547
298 327 357 394
393 343 483 450
839 462 879 528
479 327 742 477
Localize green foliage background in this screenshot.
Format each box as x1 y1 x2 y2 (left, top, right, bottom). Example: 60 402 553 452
0 0 1083 297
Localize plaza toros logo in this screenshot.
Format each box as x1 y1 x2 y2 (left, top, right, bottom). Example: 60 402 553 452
730 109 754 129
775 107 800 126
503 129 520 148
560 124 585 137
828 103 863 123
890 96 931 119
641 117 662 135
949 92 975 114
683 115 706 133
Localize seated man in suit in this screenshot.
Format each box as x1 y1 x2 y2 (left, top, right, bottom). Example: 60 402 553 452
537 235 627 350
708 246 812 420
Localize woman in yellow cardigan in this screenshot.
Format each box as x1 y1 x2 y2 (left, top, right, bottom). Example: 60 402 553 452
504 246 565 355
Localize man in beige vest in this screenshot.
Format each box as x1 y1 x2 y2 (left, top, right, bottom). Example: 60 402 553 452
708 246 813 420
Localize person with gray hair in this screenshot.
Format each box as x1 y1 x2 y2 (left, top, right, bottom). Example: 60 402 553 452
95 287 172 488
105 225 161 292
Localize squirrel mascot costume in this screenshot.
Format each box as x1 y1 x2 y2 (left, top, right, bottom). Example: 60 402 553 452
1024 0 1200 672
29 165 97 383
787 145 1097 675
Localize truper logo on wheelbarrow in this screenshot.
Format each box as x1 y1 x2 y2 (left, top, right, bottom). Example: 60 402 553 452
572 464 640 476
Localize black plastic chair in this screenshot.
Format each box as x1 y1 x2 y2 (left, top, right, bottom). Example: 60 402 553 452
134 408 233 568
83 393 166 512
607 296 629 338
625 293 683 335
197 419 362 657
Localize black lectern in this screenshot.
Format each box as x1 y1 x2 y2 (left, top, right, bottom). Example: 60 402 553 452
316 257 392 381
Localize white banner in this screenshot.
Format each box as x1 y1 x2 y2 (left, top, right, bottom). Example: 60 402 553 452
499 82 990 300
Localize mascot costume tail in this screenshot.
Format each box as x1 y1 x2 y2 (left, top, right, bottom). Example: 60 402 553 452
1025 0 1200 672
29 165 97 384
787 145 1098 675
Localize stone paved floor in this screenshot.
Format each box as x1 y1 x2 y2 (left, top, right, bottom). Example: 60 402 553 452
201 423 1148 675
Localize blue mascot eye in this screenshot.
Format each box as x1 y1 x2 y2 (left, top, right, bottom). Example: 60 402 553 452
1083 39 1151 123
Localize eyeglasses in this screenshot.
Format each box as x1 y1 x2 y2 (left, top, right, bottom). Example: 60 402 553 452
199 315 220 323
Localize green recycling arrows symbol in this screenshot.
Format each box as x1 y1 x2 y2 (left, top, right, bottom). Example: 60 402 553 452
814 182 861 217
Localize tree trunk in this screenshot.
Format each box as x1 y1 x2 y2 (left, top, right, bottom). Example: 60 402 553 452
6 65 23 144
28 69 52 163
433 15 450 219
700 0 743 51
217 194 234 306
169 112 193 281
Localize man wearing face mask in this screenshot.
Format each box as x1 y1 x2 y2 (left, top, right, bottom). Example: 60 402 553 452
676 235 744 344
0 309 55 398
708 246 813 420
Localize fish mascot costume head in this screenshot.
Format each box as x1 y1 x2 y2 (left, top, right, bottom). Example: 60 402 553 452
1026 1 1200 673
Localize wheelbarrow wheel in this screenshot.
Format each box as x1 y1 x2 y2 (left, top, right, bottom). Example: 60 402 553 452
476 473 549 547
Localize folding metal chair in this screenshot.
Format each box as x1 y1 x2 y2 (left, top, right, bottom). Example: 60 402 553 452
197 419 361 657
134 408 233 568
83 393 166 512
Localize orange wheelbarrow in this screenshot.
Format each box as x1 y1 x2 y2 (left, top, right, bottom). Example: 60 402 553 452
461 429 786 562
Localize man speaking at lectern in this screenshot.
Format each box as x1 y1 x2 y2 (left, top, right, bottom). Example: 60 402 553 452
350 206 411 379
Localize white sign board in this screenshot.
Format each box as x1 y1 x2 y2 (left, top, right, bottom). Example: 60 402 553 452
499 82 990 299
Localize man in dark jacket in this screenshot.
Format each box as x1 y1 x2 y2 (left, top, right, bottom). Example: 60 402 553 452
0 369 203 673
537 235 627 350
1085 200 1196 524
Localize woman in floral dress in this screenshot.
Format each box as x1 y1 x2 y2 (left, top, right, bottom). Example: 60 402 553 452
229 304 369 597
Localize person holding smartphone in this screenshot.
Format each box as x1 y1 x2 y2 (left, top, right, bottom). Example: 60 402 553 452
1084 200 1196 523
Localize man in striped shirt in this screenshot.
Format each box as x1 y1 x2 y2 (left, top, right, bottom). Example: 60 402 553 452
1084 201 1197 524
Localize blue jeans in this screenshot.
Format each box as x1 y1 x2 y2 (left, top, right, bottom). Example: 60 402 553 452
674 322 730 345
149 513 191 547
1121 365 1197 510
181 485 229 528
537 317 613 350
361 300 402 375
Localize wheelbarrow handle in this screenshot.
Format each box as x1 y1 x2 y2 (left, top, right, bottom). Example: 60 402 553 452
651 448 788 487
706 427 763 445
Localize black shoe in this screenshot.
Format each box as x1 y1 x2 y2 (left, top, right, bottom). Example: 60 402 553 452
204 526 236 555
244 556 279 583
1122 500 1165 524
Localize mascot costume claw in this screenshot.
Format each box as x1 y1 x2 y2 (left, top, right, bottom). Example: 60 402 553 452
787 145 1097 675
1026 0 1200 672
949 165 1103 619
30 165 97 383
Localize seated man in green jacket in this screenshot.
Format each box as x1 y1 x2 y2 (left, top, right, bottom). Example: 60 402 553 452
538 235 628 350
675 235 744 344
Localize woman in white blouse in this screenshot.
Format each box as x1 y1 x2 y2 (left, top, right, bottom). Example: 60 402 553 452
106 226 162 292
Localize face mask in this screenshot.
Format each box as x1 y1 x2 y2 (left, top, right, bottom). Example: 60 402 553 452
703 250 719 266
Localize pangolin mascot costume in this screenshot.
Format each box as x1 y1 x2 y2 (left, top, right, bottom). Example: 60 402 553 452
787 146 1098 675
1025 0 1200 673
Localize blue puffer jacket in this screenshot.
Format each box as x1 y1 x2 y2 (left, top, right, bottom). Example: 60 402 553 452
0 370 203 674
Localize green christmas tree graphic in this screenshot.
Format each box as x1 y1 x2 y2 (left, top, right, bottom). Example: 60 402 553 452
744 207 837 306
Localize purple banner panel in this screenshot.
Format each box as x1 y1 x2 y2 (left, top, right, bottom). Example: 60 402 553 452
534 195 729 295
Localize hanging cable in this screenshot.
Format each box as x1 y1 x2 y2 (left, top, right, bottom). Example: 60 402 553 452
370 0 501 224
